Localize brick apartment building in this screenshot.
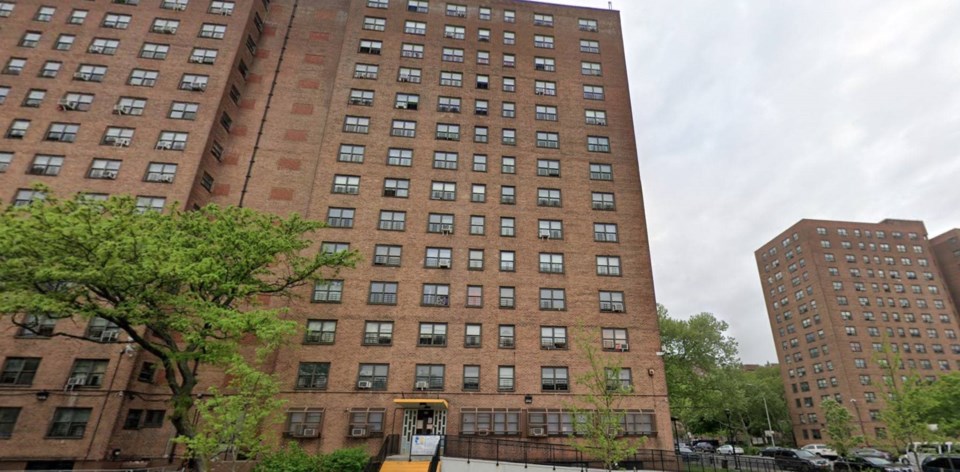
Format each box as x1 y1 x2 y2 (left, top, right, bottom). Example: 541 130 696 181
0 0 670 468
756 219 960 445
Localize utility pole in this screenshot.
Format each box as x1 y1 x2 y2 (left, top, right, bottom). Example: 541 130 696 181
761 393 776 447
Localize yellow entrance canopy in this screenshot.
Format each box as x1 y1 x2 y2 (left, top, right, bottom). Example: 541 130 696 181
393 399 449 410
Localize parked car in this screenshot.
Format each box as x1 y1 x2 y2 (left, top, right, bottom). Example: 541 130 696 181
677 446 700 462
921 455 960 472
693 442 717 453
718 445 745 455
854 448 895 461
901 443 955 469
803 444 840 459
834 456 912 472
773 449 832 472
761 447 792 458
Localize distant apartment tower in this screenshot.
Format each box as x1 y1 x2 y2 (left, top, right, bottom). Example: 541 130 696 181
0 0 669 468
755 219 960 444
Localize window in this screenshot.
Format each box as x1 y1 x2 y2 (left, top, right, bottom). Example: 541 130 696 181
504 9 515 22
496 286 516 309
372 245 402 267
68 9 88 24
35 6 55 21
326 207 355 228
590 163 613 180
607 368 632 391
151 18 180 35
595 223 619 242
284 408 323 437
40 61 61 78
128 69 159 87
597 256 622 276
6 120 30 139
438 96 461 113
465 324 482 347
357 365 388 390
0 2 13 17
537 188 561 207
364 321 394 344
368 282 398 305
579 18 599 32
433 151 458 169
581 39 600 54
536 105 558 121
425 247 453 269
436 123 460 141
582 61 602 76
199 23 227 39
446 3 466 17
48 408 92 439
1 358 40 386
332 175 360 195
353 64 380 80
407 1 428 13
536 132 560 149
58 92 94 111
422 284 450 307
534 13 554 26
503 31 516 45
358 39 382 55
503 77 516 92
140 42 170 59
188 47 218 65
378 211 406 231
384 149 412 168
349 407 386 435
0 408 20 438
73 64 107 83
478 28 491 43
112 97 145 116
45 123 79 143
20 31 42 48
210 1 235 15
498 251 517 272
466 286 483 307
392 37 424 55
466 249 484 270
305 320 336 344
539 254 565 276
391 120 416 137
584 85 605 100
602 328 629 351
156 131 188 151
588 136 611 152
0 152 11 173
102 13 132 29
471 184 486 202
383 178 409 198
296 362 329 390
600 291 625 312
501 128 516 145
535 80 557 96
541 367 568 391
474 126 488 143
503 53 516 67
498 185 516 204
343 116 370 134
415 365 444 390
366 17 388 31
397 67 423 84
3 58 26 75
68 359 108 388
444 25 465 39
500 217 516 237
592 192 616 211
144 163 177 183
540 288 566 310
534 57 556 72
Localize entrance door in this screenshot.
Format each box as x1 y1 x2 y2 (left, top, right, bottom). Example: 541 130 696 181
416 408 436 435
400 408 448 454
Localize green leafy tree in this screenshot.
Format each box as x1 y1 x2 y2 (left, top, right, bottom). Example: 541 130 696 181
920 372 960 437
0 191 358 470
874 346 941 461
566 328 645 470
254 443 322 472
821 398 864 461
658 305 742 436
176 363 285 471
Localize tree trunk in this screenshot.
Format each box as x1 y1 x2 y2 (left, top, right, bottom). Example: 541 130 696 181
169 384 203 471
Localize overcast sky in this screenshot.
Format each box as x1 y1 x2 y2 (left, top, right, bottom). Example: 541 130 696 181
547 0 960 363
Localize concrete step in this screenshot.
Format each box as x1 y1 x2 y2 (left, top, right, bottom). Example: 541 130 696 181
378 460 438 472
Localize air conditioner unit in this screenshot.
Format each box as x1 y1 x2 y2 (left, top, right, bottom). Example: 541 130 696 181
90 46 105 53
440 226 453 235
615 343 629 351
611 304 625 312
415 381 430 390
357 380 373 389
101 331 120 342
596 120 607 126
66 375 88 390
74 72 92 81
529 427 546 437
438 261 451 269
173 3 186 10
399 75 410 82
539 230 551 239
189 56 206 63
350 427 368 438
159 175 175 183
29 166 47 175
477 429 490 436
395 103 407 109
500 339 514 348
160 26 177 34
444 32 456 38
373 256 388 265
114 137 131 147
190 82 207 91
100 170 118 180
114 105 131 115
156 142 173 150
535 90 545 95
298 428 319 438
454 11 466 17
58 99 78 110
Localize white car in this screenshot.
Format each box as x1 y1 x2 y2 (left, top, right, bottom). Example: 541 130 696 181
717 445 745 455
802 444 838 459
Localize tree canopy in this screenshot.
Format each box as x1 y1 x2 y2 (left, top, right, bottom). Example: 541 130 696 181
0 192 358 470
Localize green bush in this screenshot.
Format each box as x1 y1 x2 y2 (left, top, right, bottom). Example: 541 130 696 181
319 447 369 472
254 443 321 472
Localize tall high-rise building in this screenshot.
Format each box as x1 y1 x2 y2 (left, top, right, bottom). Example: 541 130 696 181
755 219 960 445
0 0 669 468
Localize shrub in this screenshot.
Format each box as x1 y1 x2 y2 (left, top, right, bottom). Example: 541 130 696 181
319 447 369 472
254 443 321 472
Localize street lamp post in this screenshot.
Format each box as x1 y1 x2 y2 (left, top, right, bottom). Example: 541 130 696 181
761 393 777 447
